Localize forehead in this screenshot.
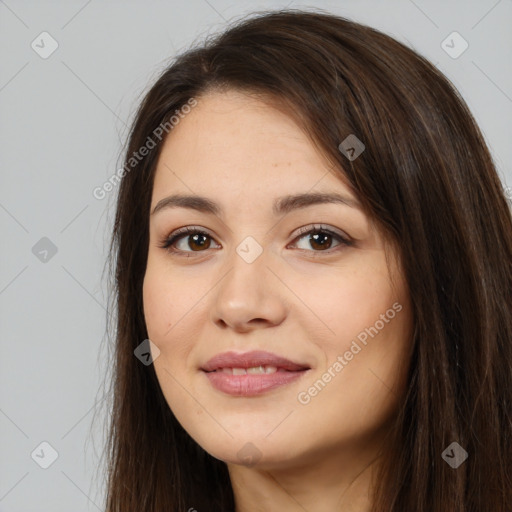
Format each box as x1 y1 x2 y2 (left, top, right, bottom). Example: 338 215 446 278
152 90 354 204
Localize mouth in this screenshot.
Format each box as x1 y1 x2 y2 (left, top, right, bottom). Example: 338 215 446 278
201 350 311 396
208 365 288 375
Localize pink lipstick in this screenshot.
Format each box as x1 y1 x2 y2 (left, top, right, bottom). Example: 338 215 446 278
201 350 310 396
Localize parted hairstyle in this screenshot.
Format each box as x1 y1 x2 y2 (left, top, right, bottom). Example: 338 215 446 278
100 8 512 511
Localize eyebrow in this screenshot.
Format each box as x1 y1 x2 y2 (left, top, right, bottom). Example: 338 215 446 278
151 191 361 217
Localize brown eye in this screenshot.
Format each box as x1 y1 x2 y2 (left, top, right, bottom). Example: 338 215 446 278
158 227 220 255
290 225 352 253
307 231 335 251
178 232 212 251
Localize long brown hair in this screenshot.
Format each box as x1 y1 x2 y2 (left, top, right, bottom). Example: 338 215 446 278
99 8 512 511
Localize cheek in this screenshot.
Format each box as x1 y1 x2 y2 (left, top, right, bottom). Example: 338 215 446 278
142 266 198 409
142 254 190 335
290 260 397 354
326 269 411 387
142 270 172 339
292 259 411 414
142 263 205 362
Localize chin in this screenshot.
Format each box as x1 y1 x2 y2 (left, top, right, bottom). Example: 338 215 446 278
193 431 306 470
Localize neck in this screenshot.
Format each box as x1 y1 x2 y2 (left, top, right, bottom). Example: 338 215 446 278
227 440 384 512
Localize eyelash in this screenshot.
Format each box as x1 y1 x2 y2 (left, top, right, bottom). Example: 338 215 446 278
157 224 353 257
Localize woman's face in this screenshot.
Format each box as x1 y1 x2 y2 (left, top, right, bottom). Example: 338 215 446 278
143 90 413 470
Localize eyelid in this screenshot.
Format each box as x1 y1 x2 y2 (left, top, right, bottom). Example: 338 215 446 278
291 223 350 243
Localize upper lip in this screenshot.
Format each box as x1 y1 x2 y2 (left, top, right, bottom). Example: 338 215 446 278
201 350 310 372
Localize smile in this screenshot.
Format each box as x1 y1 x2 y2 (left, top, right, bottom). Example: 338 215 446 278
211 365 280 375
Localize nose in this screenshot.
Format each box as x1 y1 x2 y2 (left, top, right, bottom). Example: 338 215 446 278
210 244 288 333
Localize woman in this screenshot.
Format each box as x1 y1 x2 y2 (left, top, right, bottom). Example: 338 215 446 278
101 9 512 511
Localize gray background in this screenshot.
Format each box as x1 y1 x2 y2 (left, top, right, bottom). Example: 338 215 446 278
0 0 511 510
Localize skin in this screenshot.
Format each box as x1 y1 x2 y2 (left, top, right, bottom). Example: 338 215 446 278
143 89 414 511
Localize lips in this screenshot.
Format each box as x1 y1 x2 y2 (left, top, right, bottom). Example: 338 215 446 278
201 350 310 372
201 350 311 396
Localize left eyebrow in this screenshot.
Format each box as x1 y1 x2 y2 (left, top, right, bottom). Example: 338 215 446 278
151 191 362 217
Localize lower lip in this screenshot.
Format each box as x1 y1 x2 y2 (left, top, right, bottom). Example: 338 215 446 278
203 369 309 396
